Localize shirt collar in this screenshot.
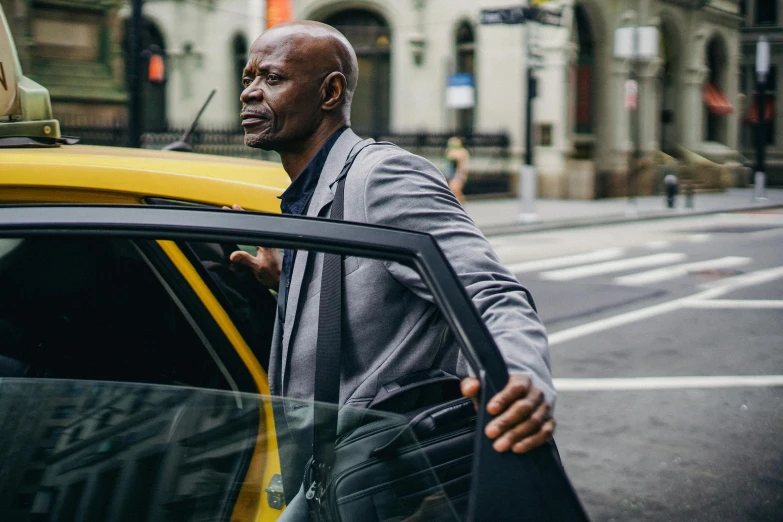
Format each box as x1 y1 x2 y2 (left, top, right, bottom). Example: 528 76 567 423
279 127 348 216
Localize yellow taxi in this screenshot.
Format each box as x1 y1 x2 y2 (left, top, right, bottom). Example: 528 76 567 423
0 7 291 521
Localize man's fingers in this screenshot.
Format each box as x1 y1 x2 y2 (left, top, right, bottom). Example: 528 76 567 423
460 377 480 398
487 375 531 416
232 204 244 211
485 389 544 440
490 401 550 451
229 250 254 266
460 378 481 411
511 418 556 454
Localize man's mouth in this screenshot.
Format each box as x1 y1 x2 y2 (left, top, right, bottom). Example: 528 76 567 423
240 112 269 127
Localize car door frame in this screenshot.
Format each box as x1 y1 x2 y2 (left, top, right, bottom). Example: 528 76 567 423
0 204 588 521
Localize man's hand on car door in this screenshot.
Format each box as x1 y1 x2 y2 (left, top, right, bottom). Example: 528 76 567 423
460 374 555 454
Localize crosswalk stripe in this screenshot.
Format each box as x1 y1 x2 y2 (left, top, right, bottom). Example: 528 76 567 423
504 247 626 274
682 299 783 309
701 265 783 290
539 253 687 281
614 256 752 286
548 267 783 347
554 375 783 391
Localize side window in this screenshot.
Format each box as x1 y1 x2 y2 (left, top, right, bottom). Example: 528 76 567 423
182 241 278 370
0 236 230 390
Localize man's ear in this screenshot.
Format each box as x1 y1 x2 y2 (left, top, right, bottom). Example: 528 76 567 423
321 72 346 111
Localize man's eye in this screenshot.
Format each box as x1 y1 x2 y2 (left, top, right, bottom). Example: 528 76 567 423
242 77 252 88
267 74 281 83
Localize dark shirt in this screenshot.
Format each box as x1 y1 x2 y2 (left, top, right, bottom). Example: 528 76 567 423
277 127 347 323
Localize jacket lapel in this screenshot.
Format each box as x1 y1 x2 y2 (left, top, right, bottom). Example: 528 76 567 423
280 129 367 389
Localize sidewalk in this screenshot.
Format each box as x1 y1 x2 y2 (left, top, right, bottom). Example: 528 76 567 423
465 188 783 236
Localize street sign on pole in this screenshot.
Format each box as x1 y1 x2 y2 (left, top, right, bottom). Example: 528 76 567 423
614 26 658 59
480 6 563 26
481 4 563 223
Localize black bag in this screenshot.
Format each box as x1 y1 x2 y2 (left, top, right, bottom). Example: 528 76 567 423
302 143 588 522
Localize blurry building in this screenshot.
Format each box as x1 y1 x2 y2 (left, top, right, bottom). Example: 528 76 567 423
740 0 781 185
0 0 127 125
282 0 744 198
129 0 264 129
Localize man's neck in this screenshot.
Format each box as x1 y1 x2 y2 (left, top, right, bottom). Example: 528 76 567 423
280 123 346 182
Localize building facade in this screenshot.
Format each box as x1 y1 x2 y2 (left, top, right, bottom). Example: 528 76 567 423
0 0 127 125
739 0 782 185
2 0 746 197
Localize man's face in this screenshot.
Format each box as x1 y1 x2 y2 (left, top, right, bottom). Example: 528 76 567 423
240 32 324 151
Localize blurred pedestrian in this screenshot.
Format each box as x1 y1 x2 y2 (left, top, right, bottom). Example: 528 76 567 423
664 172 678 209
444 136 470 204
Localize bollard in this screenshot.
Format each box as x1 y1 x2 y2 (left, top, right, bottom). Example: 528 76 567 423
517 165 540 223
685 181 694 209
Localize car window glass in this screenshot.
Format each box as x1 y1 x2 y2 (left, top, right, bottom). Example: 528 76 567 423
0 235 231 390
2 234 470 522
182 240 279 371
0 379 457 522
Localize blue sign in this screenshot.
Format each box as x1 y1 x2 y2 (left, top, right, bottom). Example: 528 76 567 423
447 73 474 88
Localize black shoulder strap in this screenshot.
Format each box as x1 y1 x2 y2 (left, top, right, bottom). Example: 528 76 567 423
312 141 388 469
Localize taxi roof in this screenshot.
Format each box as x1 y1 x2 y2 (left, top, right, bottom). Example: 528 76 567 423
0 144 290 212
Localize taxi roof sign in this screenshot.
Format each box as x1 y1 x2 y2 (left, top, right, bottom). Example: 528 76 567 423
0 5 22 117
0 4 62 141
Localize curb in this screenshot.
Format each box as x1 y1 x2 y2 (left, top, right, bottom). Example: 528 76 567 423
477 202 783 237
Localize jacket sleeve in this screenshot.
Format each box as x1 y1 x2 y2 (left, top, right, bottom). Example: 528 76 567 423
361 149 555 406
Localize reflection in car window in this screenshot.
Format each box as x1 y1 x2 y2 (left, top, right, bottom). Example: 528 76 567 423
0 236 230 389
0 380 448 522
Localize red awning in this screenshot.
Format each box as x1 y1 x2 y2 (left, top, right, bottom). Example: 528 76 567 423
746 96 775 123
703 83 734 115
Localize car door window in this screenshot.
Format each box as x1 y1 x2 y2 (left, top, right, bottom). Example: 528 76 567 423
0 235 231 390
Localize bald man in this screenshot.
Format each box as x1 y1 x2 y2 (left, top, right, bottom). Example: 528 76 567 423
234 21 554 517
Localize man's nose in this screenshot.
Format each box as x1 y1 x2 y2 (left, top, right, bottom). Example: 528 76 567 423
240 78 262 103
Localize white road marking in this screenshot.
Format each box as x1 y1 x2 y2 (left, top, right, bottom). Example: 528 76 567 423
548 292 704 346
643 240 671 249
688 234 711 243
540 253 687 282
549 266 783 346
505 247 626 274
682 299 783 309
614 256 752 286
554 375 783 391
701 265 783 290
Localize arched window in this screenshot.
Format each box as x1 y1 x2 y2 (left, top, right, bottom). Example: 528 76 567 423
572 4 594 136
232 34 248 123
455 21 475 134
705 35 730 143
659 19 681 154
322 9 391 135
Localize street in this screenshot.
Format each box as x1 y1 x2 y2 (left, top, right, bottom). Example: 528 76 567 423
488 210 783 521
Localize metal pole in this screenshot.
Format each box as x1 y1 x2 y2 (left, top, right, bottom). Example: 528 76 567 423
626 19 640 217
518 18 539 223
755 74 767 201
754 36 770 202
128 0 144 148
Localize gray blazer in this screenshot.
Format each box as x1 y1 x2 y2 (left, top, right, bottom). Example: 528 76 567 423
268 129 552 491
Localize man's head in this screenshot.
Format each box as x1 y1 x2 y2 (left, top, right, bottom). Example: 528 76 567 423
240 21 358 152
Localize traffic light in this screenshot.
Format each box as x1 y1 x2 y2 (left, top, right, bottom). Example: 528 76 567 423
147 51 165 84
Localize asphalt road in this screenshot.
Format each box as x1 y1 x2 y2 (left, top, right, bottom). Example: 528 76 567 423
489 210 783 521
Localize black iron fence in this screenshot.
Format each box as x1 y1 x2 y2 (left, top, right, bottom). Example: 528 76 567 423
60 123 510 160
59 123 513 196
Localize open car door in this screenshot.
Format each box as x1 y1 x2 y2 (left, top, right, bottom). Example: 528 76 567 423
0 204 588 521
